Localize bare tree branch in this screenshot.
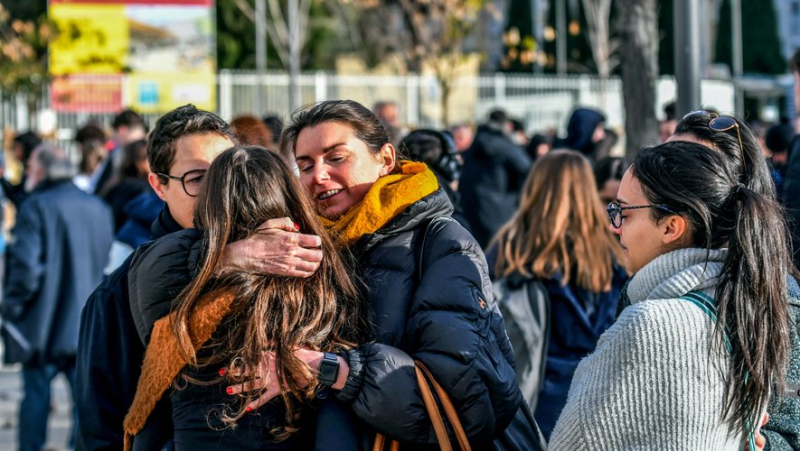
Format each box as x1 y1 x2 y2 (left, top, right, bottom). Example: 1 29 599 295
232 0 256 23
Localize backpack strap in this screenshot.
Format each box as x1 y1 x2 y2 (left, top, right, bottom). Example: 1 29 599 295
529 280 551 398
494 276 550 410
679 291 755 449
678 291 732 353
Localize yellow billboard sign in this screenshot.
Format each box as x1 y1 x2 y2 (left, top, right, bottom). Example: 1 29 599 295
49 4 129 76
48 0 216 113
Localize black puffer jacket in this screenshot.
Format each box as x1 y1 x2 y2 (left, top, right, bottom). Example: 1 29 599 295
337 188 522 447
128 225 203 344
459 125 532 248
127 189 523 447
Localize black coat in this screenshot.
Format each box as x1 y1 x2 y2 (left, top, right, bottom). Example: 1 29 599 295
0 177 27 207
2 180 113 365
75 207 182 451
783 135 800 268
334 188 523 447
127 188 523 448
459 125 532 248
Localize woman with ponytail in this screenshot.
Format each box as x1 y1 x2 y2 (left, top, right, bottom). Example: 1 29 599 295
549 140 791 450
664 112 800 450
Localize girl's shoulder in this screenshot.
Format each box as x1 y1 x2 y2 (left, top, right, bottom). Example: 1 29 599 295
606 297 719 348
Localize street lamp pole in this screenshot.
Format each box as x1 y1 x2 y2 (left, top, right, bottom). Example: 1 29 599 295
732 0 744 116
288 0 300 112
532 0 545 74
556 0 566 75
255 0 266 115
674 0 702 117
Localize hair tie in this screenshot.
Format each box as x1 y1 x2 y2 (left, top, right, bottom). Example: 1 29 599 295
729 183 747 200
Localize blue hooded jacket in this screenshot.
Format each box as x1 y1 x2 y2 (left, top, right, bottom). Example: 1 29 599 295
116 191 164 249
557 108 606 156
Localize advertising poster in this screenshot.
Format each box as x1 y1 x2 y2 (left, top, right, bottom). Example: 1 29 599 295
49 0 216 112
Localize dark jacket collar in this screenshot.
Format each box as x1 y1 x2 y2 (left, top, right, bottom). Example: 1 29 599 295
30 178 74 194
151 205 183 240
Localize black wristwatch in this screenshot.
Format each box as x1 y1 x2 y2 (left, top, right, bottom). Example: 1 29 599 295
317 352 340 389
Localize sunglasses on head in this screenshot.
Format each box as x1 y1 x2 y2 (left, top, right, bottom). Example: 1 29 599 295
681 110 745 172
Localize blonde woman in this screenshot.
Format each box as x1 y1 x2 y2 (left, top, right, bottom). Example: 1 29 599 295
489 149 628 439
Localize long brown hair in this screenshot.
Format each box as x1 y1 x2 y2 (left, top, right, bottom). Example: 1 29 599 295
492 150 623 292
172 146 362 435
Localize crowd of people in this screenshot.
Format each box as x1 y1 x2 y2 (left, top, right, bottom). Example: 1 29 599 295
2 49 800 451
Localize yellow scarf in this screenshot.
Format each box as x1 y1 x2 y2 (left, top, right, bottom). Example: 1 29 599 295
322 161 439 246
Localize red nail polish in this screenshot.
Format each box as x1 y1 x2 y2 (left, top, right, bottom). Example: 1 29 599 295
226 387 233 395
218 368 227 377
245 406 253 413
293 222 300 231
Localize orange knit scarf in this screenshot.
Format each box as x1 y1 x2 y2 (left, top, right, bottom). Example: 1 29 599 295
322 160 439 246
122 290 236 451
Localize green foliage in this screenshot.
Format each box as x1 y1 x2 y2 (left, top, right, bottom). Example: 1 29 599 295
502 0 534 71
502 0 600 74
217 0 265 69
2 0 46 22
657 0 674 75
215 0 339 70
0 4 56 99
715 0 785 75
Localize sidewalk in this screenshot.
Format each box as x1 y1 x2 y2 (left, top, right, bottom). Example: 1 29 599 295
0 366 73 451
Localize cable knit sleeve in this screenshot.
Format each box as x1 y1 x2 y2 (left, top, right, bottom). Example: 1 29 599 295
549 298 742 451
761 295 800 450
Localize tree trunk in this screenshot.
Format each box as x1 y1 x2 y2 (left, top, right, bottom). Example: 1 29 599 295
616 0 659 157
440 79 450 127
582 0 613 78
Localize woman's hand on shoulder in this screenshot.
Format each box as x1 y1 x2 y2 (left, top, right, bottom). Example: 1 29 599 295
217 217 323 278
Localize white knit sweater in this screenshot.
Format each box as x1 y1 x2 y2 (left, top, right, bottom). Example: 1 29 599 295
548 248 744 450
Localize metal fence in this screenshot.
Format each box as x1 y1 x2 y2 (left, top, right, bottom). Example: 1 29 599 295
1 71 735 153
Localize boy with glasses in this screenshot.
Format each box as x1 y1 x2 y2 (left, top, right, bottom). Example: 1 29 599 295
75 105 324 450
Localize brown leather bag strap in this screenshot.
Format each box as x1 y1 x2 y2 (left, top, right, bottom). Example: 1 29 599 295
372 361 472 451
415 361 471 451
415 364 453 451
372 434 400 451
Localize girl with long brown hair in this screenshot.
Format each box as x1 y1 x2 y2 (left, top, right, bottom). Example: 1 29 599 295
123 146 362 450
490 149 628 439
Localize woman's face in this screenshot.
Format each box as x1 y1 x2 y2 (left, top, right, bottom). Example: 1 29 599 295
609 169 669 273
598 178 621 206
295 121 394 220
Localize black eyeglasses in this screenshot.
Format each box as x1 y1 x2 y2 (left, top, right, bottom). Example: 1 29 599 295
606 201 678 228
682 110 746 172
155 169 207 197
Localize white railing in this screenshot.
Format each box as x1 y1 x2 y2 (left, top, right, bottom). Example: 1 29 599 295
216 70 735 133
1 71 735 153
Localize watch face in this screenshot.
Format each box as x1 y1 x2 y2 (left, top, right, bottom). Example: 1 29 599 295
318 353 340 386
